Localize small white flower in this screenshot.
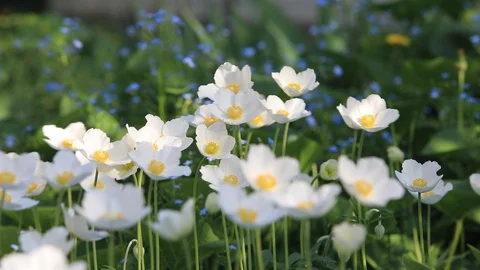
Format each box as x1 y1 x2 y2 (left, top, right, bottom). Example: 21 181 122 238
408 179 453 204
470 173 480 196
320 159 339 180
271 66 319 97
148 198 195 241
336 94 399 132
265 95 311 123
338 155 405 207
395 159 443 193
43 151 95 189
0 189 39 211
218 185 285 228
248 110 275 129
42 122 86 151
210 89 265 125
198 62 253 100
8 152 46 196
332 222 367 262
100 134 138 180
186 104 223 127
205 192 220 214
19 227 74 255
200 156 248 190
195 123 235 159
61 204 109 242
80 173 121 191
387 146 404 163
129 143 191 181
0 151 37 190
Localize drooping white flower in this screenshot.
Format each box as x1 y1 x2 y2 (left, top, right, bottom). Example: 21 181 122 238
338 155 405 207
271 66 319 97
265 95 311 123
75 184 151 230
218 185 285 228
0 189 39 211
332 222 367 262
0 151 37 190
185 104 223 127
210 89 265 125
129 143 191 181
241 144 300 193
395 159 443 193
336 94 399 132
200 156 248 190
248 110 275 129
101 134 138 180
19 227 74 255
61 204 109 242
42 122 86 151
195 123 235 159
43 151 95 189
198 62 253 100
408 179 453 204
80 172 121 191
205 192 220 214
470 173 480 196
320 159 339 180
148 198 195 241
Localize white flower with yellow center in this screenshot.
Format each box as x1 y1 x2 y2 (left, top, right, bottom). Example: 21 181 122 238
129 143 191 181
336 94 399 132
0 189 39 211
271 66 319 97
101 134 138 180
395 159 443 193
408 180 453 205
43 151 95 189
338 155 405 207
61 204 109 242
470 173 480 196
148 198 195 242
19 226 74 255
198 62 253 101
272 181 341 219
42 122 86 151
80 173 121 191
332 222 367 262
265 95 311 124
241 144 300 193
200 155 248 191
210 89 265 125
248 110 274 129
185 104 223 127
218 185 285 228
7 152 47 197
75 184 151 230
0 151 37 190
195 123 235 159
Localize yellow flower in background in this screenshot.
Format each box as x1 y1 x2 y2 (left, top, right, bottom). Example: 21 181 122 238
386 33 411 47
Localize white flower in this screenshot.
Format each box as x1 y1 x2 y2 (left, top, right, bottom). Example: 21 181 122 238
332 222 367 262
265 95 311 123
210 89 265 125
218 185 285 228
43 151 95 189
128 143 191 181
387 146 404 163
80 173 121 191
0 245 86 270
42 122 86 151
470 173 480 196
247 110 275 129
198 62 253 100
61 204 109 241
336 94 399 132
75 184 151 230
271 66 319 97
195 123 235 159
395 159 443 193
100 134 138 180
338 155 405 207
148 198 195 241
241 144 300 193
408 179 453 204
0 151 37 190
272 181 341 219
186 104 223 127
19 227 74 255
8 152 46 196
25 180 47 197
0 189 38 211
205 192 220 214
320 159 339 180
200 156 248 191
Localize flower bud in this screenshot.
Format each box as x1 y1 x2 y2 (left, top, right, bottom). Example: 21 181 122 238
320 159 339 180
374 221 385 240
387 146 404 163
205 192 220 214
133 243 145 260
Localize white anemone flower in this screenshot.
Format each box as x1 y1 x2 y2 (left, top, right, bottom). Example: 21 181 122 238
42 122 86 151
470 173 480 196
395 159 443 193
148 198 195 242
241 144 300 193
101 134 138 180
61 204 109 241
265 95 311 123
0 245 86 270
0 151 37 190
43 151 95 189
218 185 285 228
80 172 121 191
336 94 399 132
198 62 253 101
338 155 405 207
332 222 367 262
210 89 265 125
200 156 248 190
408 180 453 204
185 104 223 127
248 110 275 129
75 184 151 230
271 66 319 97
195 123 235 159
0 189 38 211
129 143 191 181
19 227 74 255
8 152 46 196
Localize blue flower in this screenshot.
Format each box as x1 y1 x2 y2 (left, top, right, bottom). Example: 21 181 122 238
317 39 328 49
267 138 274 147
104 62 112 71
222 28 231 37
297 59 307 70
333 65 343 77
126 82 140 93
331 114 343 125
171 15 183 25
198 43 211 54
131 96 142 104
206 24 216 32
72 39 83 50
328 145 339 153
137 42 148 50
120 47 130 57
393 76 403 85
151 38 162 45
441 72 450 79
126 25 136 36
183 57 196 68
199 208 208 216
316 0 329 7
5 135 16 148
242 47 256 58
45 82 65 92
411 26 422 36
257 41 267 50
369 82 381 93
229 245 237 251
263 60 273 75
174 199 184 205
369 26 379 35
306 115 317 127
173 184 182 189
25 126 33 132
430 88 440 99
381 131 393 143
470 35 480 45
109 108 118 114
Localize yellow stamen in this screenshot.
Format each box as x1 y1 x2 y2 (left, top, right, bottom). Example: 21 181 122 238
56 171 74 185
256 174 277 191
227 105 243 120
92 181 105 189
288 83 301 91
276 110 290 117
27 182 39 194
103 212 125 220
61 139 74 149
296 200 315 211
359 114 376 128
413 178 427 188
152 143 160 151
226 83 240 94
121 162 136 171
148 160 166 175
250 115 264 126
204 142 220 156
0 191 12 203
423 191 435 198
386 33 411 47
93 150 109 163
223 174 239 186
0 172 16 185
204 117 220 126
354 180 373 197
237 208 258 223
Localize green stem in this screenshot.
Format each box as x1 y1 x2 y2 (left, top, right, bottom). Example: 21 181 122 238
54 189 66 226
300 220 304 260
235 126 243 158
281 123 290 156
245 131 253 155
255 229 264 270
0 189 5 250
92 241 99 270
192 157 206 270
108 233 115 267
67 187 73 208
427 205 431 266
93 168 99 188
86 240 91 270
271 223 277 270
417 193 425 263
305 220 312 270
32 208 42 232
351 129 358 159
136 172 144 270
183 239 193 270
457 63 465 133
234 224 244 270
272 124 281 154
445 219 463 270
284 218 289 270
247 229 253 270
123 240 137 270
154 181 161 270
358 204 366 270
356 131 365 161
147 180 155 270
240 228 247 270
222 213 233 270
339 260 346 270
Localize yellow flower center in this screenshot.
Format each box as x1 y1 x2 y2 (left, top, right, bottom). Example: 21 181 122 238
204 117 220 126
0 172 16 185
354 180 373 197
276 110 290 117
204 142 220 156
102 212 125 220
288 83 301 91
92 181 105 189
148 160 166 175
256 174 277 191
237 208 258 223
152 143 160 151
223 174 239 186
413 178 427 188
250 115 264 126
61 139 74 149
93 150 109 163
227 105 243 120
27 182 39 194
56 171 74 185
359 114 376 128
423 191 435 198
386 34 411 47
226 83 240 94
0 191 12 203
121 162 136 171
296 200 315 211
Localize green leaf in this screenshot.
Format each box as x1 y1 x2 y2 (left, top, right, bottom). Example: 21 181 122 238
421 129 466 155
402 255 432 270
0 226 20 254
87 110 122 140
265 20 298 66
435 180 480 219
468 244 480 263
59 95 77 116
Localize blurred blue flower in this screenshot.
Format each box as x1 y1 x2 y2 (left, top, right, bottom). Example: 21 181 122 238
333 65 343 77
126 82 140 93
229 245 237 251
131 96 142 104
174 199 184 205
184 160 193 166
474 13 480 23
460 92 468 100
316 0 329 7
475 112 480 120
72 39 83 50
173 184 182 189
296 44 305 54
183 57 196 68
137 42 148 50
393 76 403 85
109 108 118 114
88 98 97 105
198 43 211 54
441 72 450 79
222 28 231 37
242 47 256 58
45 82 65 92
306 115 317 127
317 39 328 49
411 26 422 36
10 244 19 251
257 41 267 50
381 131 393 143
309 25 321 36
430 87 440 99
463 83 470 90
25 126 33 132
5 135 16 148
328 145 339 153
151 38 162 45
60 27 70 34
199 208 208 216
13 39 22 48
267 138 274 147
206 24 216 32
297 59 307 70
119 47 130 57
332 114 343 125
171 15 183 25
104 62 112 71
367 14 376 23
470 35 480 45
369 26 379 35
43 67 52 75
369 82 381 93
126 25 136 36
263 61 273 75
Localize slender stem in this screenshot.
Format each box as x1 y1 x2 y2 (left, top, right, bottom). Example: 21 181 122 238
221 213 233 270
271 223 277 270
427 205 431 266
283 218 289 270
300 220 305 260
136 172 144 270
281 123 290 156
123 240 137 270
245 131 253 155
192 157 206 270
272 124 281 154
54 189 66 226
235 126 243 158
0 190 5 250
356 131 365 161
457 53 466 133
351 129 358 159
67 187 73 208
358 204 367 270
92 241 99 270
240 228 247 270
305 220 312 270
147 180 155 270
255 229 264 270
93 168 99 187
32 208 42 232
154 181 161 270
86 241 91 270
71 237 77 261
445 219 463 270
417 193 425 263
108 233 115 267
234 224 245 270
339 260 346 270
183 239 193 270
247 229 253 270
